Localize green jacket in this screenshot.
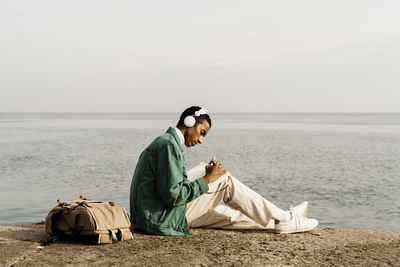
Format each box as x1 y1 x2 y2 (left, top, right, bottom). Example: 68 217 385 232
130 127 209 236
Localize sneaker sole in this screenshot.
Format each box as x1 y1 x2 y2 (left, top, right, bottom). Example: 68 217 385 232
275 219 318 234
274 226 316 234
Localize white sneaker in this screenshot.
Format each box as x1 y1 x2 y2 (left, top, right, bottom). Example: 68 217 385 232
290 201 308 217
274 212 318 234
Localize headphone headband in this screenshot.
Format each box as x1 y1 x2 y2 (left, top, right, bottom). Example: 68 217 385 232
194 108 208 117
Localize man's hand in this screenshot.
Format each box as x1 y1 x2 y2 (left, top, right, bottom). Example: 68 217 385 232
203 156 227 184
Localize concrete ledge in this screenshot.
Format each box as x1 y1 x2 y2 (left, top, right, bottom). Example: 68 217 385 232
1 223 399 266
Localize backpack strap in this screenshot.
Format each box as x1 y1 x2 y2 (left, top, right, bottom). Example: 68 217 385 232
116 229 122 241
108 230 118 242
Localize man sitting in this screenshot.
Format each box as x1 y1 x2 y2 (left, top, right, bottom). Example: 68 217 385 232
129 106 318 236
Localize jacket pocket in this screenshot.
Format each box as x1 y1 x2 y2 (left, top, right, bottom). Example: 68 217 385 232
150 204 170 226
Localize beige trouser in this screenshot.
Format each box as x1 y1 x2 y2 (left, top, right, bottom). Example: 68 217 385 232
186 166 276 230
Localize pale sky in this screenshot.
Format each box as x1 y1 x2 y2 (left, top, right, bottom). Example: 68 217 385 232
1 0 399 113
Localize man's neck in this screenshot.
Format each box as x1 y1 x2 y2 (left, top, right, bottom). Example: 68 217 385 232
176 125 185 134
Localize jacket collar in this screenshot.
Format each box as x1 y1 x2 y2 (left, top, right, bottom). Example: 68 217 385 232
166 127 184 152
173 127 185 146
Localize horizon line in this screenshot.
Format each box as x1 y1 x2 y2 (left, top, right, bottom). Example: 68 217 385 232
1 111 400 114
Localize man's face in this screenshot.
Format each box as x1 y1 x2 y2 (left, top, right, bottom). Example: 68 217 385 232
184 120 210 147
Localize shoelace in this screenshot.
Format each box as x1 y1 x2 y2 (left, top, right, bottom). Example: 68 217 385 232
289 207 305 229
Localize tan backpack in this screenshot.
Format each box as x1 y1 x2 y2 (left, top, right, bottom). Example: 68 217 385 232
45 196 133 244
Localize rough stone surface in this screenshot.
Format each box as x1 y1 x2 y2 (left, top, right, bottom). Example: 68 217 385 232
1 223 399 266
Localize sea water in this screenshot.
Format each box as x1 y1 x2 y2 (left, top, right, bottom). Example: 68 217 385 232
0 113 399 232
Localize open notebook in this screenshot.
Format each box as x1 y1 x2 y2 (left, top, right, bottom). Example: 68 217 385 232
186 162 207 181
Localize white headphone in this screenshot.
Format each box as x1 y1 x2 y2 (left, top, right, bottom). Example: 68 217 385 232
183 108 209 127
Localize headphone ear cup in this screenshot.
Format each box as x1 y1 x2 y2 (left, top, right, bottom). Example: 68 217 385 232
184 116 196 127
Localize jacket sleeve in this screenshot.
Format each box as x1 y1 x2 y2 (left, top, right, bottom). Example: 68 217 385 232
156 144 209 206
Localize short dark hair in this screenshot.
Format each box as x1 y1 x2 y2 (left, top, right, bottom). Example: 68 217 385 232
177 106 212 128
